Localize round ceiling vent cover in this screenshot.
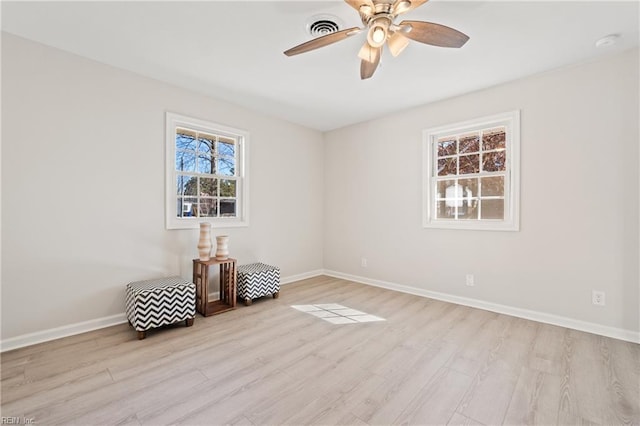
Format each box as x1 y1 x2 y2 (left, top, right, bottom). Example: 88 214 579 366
307 14 343 37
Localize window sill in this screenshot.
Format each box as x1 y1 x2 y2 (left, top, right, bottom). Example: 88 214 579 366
422 220 519 232
166 218 249 230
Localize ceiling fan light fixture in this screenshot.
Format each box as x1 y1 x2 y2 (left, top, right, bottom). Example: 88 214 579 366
372 27 386 43
367 19 390 48
388 32 410 57
358 42 379 63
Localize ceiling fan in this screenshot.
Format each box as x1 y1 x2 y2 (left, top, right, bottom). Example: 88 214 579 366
284 0 469 80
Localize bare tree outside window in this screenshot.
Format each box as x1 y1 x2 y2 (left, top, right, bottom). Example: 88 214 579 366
175 128 238 219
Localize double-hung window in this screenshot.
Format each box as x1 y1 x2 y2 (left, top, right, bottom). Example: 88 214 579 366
422 110 520 231
166 112 249 229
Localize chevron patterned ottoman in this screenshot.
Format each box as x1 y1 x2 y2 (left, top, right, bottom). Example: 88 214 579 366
125 277 196 340
237 263 280 306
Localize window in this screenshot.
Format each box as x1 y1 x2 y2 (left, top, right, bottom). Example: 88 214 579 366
422 111 520 231
166 112 249 229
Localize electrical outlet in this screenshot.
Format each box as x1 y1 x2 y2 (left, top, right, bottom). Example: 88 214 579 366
465 274 474 286
592 290 606 306
361 258 368 268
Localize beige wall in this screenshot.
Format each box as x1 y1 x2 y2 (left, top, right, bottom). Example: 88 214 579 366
2 32 638 345
324 48 639 335
1 34 324 340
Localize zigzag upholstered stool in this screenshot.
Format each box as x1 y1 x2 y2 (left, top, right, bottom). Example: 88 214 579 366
125 277 196 340
237 263 280 306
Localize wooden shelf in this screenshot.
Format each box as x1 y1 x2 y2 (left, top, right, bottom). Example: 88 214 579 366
192 257 237 317
204 300 236 316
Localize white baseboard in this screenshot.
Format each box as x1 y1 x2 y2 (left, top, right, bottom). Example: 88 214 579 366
324 270 640 344
0 270 326 352
281 269 324 285
6 268 634 352
0 313 128 353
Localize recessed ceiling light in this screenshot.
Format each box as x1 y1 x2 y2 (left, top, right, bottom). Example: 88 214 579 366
595 34 620 48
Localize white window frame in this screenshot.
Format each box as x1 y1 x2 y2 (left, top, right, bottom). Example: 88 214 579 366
166 112 249 230
422 110 520 231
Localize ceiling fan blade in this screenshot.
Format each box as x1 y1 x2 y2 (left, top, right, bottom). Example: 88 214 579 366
284 27 361 56
360 46 381 79
399 20 469 48
345 0 375 15
387 32 410 57
394 0 429 15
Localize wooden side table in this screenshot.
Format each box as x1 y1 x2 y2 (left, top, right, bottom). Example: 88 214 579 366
192 257 237 316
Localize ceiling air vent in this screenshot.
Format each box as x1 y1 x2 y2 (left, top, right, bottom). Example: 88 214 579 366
307 15 343 37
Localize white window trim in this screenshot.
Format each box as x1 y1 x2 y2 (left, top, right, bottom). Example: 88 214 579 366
422 110 520 231
165 112 250 230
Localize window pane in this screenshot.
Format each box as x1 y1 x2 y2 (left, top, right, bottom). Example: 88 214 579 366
444 182 464 207
199 198 217 218
177 175 188 195
176 129 197 150
441 199 463 219
175 150 196 172
220 179 236 197
437 157 457 176
437 138 456 157
199 177 217 197
480 176 504 197
459 154 480 175
482 127 506 151
197 154 215 174
436 198 476 220
177 197 198 217
448 179 477 219
218 138 236 157
198 134 215 154
482 151 506 172
458 178 479 198
220 199 236 217
436 179 456 200
459 178 478 220
459 207 478 220
459 134 480 154
482 128 506 151
183 176 198 196
481 199 504 219
435 200 447 219
218 158 236 176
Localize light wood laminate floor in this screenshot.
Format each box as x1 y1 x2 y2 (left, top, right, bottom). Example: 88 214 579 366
2 276 639 425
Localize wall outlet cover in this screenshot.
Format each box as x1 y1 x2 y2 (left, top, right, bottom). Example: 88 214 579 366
592 290 606 306
465 274 474 286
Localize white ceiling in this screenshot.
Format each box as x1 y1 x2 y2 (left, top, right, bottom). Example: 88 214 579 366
2 1 638 131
